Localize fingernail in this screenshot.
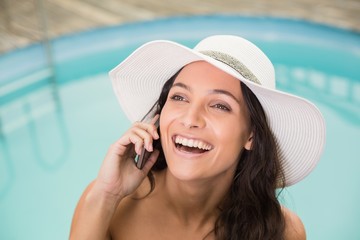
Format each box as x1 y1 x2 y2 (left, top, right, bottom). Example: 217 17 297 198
154 130 159 139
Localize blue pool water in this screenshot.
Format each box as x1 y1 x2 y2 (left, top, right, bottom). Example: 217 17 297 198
0 15 359 239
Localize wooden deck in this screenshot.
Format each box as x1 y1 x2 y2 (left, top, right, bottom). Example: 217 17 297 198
0 0 359 53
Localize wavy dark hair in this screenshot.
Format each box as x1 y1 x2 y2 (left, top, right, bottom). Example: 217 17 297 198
146 69 286 240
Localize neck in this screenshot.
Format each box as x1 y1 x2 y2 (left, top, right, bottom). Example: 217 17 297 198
157 168 234 227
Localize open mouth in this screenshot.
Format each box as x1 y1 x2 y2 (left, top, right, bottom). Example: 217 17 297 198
173 135 213 154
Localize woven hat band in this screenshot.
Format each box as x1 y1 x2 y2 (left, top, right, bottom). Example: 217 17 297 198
199 50 261 85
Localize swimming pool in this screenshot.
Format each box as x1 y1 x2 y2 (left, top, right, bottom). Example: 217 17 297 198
0 15 359 239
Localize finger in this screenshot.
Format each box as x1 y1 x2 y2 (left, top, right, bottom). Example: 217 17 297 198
133 121 159 140
141 149 159 174
130 128 155 152
150 114 160 139
115 132 143 156
116 127 150 153
129 134 145 155
150 114 160 125
115 118 159 155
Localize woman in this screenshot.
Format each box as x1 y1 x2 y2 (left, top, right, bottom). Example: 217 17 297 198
70 35 326 239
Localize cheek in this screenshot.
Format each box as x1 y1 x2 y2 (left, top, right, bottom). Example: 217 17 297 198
212 122 249 160
159 103 172 132
159 103 178 146
160 101 183 128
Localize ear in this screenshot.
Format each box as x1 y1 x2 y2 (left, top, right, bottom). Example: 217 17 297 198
244 132 253 151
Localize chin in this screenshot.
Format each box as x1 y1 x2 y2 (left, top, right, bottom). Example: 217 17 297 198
166 158 209 182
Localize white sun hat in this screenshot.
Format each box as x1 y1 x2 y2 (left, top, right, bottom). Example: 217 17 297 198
109 35 326 186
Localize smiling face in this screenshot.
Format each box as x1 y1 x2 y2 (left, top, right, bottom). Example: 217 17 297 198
159 61 253 182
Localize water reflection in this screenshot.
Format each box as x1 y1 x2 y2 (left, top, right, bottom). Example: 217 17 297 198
0 131 15 200
276 64 360 125
0 74 70 199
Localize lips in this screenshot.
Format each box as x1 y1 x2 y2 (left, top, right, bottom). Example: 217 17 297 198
173 135 213 154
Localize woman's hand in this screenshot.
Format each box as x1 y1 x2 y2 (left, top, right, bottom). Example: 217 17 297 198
70 115 160 240
94 115 160 200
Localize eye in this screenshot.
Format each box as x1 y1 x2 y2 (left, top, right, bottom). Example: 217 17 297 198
212 103 231 112
169 94 186 102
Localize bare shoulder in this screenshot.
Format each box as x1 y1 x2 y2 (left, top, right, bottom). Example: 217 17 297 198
109 177 156 239
282 206 306 240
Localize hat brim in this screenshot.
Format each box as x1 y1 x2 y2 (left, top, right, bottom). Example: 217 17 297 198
109 40 326 187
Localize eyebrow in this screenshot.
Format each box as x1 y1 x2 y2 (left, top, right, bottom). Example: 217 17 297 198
210 89 241 104
171 82 241 104
172 82 190 91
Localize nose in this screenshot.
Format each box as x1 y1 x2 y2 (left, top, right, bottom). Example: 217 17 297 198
180 103 206 129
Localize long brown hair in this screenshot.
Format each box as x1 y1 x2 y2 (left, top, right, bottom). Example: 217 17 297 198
147 69 286 239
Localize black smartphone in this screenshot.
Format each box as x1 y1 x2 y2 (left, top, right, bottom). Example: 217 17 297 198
135 147 152 169
135 119 159 169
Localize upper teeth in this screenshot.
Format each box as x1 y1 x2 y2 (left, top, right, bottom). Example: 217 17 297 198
174 136 212 151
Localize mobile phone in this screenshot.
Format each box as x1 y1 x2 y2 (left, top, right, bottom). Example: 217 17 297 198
135 147 152 169
135 119 159 169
